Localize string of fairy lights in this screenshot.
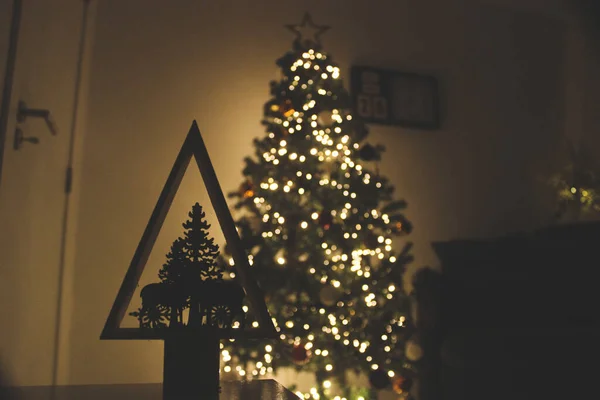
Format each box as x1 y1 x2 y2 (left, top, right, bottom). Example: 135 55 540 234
222 48 405 399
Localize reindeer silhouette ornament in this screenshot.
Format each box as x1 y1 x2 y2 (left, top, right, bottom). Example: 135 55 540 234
136 262 247 330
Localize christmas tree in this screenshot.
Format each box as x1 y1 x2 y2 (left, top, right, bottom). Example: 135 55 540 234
220 14 417 400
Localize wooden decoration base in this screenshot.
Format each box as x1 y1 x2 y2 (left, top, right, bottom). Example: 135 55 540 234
163 329 220 400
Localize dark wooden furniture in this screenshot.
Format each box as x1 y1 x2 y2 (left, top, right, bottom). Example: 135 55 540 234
416 222 600 400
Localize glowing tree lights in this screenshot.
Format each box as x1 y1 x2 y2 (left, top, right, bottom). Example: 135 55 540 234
221 14 417 400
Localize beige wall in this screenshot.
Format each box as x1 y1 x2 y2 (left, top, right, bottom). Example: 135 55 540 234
67 0 569 390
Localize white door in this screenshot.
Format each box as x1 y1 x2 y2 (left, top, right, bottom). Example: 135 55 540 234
0 0 92 387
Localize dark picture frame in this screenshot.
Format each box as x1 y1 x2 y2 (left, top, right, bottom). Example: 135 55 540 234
350 66 440 129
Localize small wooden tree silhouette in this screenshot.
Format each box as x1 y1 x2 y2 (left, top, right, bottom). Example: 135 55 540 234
182 204 221 327
183 204 222 281
158 238 187 326
159 238 186 284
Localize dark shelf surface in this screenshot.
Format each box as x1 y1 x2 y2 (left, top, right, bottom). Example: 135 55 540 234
0 380 298 400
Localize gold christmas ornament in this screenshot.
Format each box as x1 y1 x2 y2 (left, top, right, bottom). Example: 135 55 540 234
317 110 334 126
405 338 423 361
281 99 295 117
240 180 254 199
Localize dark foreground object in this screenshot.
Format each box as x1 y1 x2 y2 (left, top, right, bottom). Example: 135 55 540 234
163 331 221 400
416 221 600 400
0 380 298 400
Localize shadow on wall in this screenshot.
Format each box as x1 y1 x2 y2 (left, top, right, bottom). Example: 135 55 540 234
0 358 16 400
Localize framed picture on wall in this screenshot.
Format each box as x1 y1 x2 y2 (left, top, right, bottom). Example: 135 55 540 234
350 66 440 129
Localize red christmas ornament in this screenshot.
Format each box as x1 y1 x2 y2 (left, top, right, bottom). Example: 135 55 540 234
319 211 333 230
291 343 311 365
391 221 404 236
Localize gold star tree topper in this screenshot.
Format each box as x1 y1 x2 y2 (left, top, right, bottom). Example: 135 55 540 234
286 13 330 48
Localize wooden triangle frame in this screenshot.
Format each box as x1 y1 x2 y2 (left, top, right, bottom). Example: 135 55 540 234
101 121 277 340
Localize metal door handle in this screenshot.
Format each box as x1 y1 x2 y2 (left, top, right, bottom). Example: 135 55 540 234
17 100 58 135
